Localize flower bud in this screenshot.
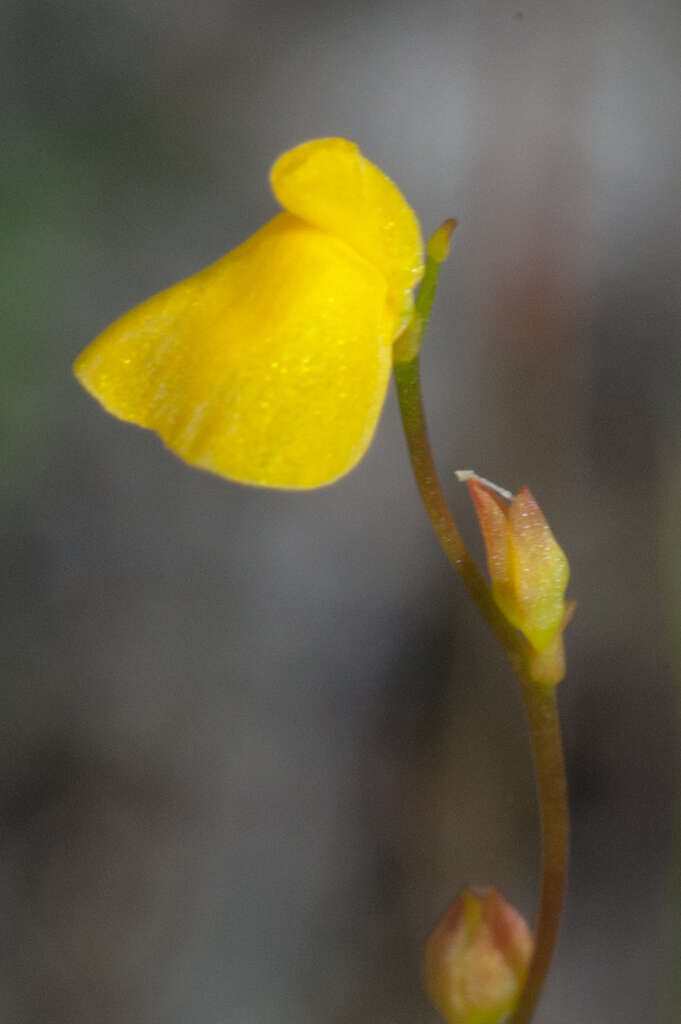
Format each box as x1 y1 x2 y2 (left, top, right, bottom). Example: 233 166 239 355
458 472 574 685
423 886 533 1024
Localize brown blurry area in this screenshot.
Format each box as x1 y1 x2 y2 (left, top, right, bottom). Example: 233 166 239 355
1 1 680 1021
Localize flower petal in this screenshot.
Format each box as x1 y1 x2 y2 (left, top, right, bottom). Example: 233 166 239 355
270 138 423 322
74 213 398 488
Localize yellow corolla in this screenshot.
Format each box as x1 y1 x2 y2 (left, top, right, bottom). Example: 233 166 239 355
74 138 424 488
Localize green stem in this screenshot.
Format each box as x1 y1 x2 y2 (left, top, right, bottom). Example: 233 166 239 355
392 353 526 671
392 231 569 1023
509 684 569 1024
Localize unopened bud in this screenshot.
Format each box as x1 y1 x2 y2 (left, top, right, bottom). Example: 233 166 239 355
423 886 533 1024
458 471 574 685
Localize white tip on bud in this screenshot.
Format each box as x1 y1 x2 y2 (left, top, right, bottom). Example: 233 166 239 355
455 469 514 502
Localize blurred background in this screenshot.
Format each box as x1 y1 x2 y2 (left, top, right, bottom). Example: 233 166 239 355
2 1 681 1021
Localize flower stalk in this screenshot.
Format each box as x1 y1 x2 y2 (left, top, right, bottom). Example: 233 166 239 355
509 683 569 1024
392 227 526 671
394 223 570 1024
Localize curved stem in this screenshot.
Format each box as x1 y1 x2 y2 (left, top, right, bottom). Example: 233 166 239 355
509 684 569 1024
392 354 526 673
393 337 569 1023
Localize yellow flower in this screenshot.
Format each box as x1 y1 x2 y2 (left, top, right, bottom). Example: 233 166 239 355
74 138 424 488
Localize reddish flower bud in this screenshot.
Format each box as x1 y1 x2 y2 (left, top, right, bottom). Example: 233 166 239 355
458 472 574 685
423 886 533 1024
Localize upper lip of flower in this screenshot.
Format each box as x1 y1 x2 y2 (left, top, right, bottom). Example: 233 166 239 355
73 138 424 490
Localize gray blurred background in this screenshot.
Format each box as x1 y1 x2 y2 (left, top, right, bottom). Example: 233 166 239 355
2 1 681 1021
